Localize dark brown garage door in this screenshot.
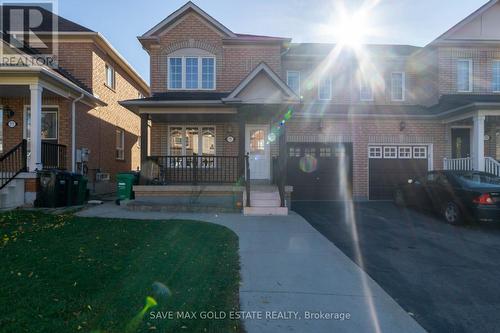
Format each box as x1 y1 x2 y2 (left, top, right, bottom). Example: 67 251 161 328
369 145 429 200
287 143 353 201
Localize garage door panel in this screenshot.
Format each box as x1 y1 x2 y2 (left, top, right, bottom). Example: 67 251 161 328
369 146 428 200
287 143 353 201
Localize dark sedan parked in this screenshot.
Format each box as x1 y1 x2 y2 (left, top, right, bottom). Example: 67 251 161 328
394 171 500 224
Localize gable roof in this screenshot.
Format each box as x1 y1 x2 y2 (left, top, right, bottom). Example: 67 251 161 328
225 62 299 103
428 0 499 46
141 1 236 38
0 5 94 33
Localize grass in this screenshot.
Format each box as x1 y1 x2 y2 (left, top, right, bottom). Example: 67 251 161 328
0 210 241 333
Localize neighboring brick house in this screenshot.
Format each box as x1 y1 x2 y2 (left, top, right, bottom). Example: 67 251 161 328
0 5 149 208
120 0 500 212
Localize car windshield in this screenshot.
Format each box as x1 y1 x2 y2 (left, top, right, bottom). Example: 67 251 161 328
456 173 500 188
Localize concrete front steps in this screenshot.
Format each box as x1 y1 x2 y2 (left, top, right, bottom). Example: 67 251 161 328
243 186 288 216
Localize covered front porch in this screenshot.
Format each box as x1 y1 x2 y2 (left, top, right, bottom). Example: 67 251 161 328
0 65 104 205
442 108 500 176
121 63 299 213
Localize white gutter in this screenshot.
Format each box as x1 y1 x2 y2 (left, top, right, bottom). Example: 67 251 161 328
71 93 85 173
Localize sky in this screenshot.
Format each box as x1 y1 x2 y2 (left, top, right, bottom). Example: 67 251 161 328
56 0 488 83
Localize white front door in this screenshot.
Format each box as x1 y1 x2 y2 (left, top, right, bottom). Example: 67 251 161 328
245 124 271 180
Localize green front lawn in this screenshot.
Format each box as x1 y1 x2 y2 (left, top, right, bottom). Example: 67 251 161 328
0 211 241 333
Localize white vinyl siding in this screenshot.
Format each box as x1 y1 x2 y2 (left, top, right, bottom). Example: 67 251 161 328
168 56 216 90
318 77 332 100
391 72 405 101
457 59 472 92
493 60 500 93
286 71 301 96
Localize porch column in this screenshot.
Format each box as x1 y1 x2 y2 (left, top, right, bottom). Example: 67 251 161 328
472 114 486 171
238 112 246 179
29 84 43 171
140 113 149 164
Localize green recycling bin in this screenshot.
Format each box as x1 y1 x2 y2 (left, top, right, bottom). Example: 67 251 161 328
69 174 88 205
116 172 139 203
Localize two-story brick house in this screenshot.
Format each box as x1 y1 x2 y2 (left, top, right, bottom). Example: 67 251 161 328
121 1 500 214
0 5 149 208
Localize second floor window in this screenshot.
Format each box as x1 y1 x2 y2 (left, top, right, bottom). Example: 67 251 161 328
287 71 301 96
359 80 373 101
457 59 472 92
105 64 116 89
318 77 332 100
493 60 500 92
391 72 405 101
168 57 216 90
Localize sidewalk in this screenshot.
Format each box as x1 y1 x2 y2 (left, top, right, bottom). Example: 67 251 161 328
77 203 426 333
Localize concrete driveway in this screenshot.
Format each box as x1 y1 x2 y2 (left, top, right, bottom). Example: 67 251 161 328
293 201 500 333
77 203 424 333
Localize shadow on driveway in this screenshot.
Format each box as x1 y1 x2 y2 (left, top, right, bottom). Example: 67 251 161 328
293 201 500 333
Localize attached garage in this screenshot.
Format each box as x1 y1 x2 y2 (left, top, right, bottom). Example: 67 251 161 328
287 142 353 201
368 145 430 200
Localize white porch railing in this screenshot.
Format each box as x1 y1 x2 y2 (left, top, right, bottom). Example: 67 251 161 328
444 157 500 177
485 157 500 177
443 157 472 171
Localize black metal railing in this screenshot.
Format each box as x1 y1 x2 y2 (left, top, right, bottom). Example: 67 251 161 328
0 140 27 190
147 155 243 184
42 142 67 170
272 156 286 207
245 153 251 207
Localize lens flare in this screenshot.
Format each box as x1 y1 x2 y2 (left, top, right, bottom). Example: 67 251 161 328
299 155 317 173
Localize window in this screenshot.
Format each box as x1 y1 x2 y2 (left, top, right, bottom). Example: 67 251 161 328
289 147 301 157
320 147 332 157
304 147 316 157
202 58 215 89
318 76 332 100
138 92 144 99
391 72 405 101
413 146 427 159
24 107 58 142
167 56 216 90
493 60 500 92
168 58 183 89
169 125 216 156
105 64 116 89
398 146 412 159
287 71 301 96
116 128 124 160
249 129 265 154
457 59 472 92
359 79 373 101
383 146 397 159
368 146 382 158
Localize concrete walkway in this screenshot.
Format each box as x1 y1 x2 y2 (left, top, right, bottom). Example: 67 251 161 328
77 203 426 333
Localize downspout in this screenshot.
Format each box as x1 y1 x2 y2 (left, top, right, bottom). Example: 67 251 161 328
71 94 85 173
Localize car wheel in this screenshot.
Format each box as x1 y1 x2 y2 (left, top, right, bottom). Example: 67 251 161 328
394 189 406 207
443 201 463 225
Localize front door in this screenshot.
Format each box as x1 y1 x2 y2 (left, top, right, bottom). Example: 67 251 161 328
451 128 471 159
245 124 270 180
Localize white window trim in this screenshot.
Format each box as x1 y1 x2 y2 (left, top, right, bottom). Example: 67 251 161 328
391 72 406 101
286 70 301 96
457 59 473 93
167 125 217 167
492 60 500 93
359 80 374 102
318 76 332 100
167 56 216 91
116 128 125 160
368 146 382 158
105 64 116 90
383 146 398 159
398 146 412 159
413 146 428 159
